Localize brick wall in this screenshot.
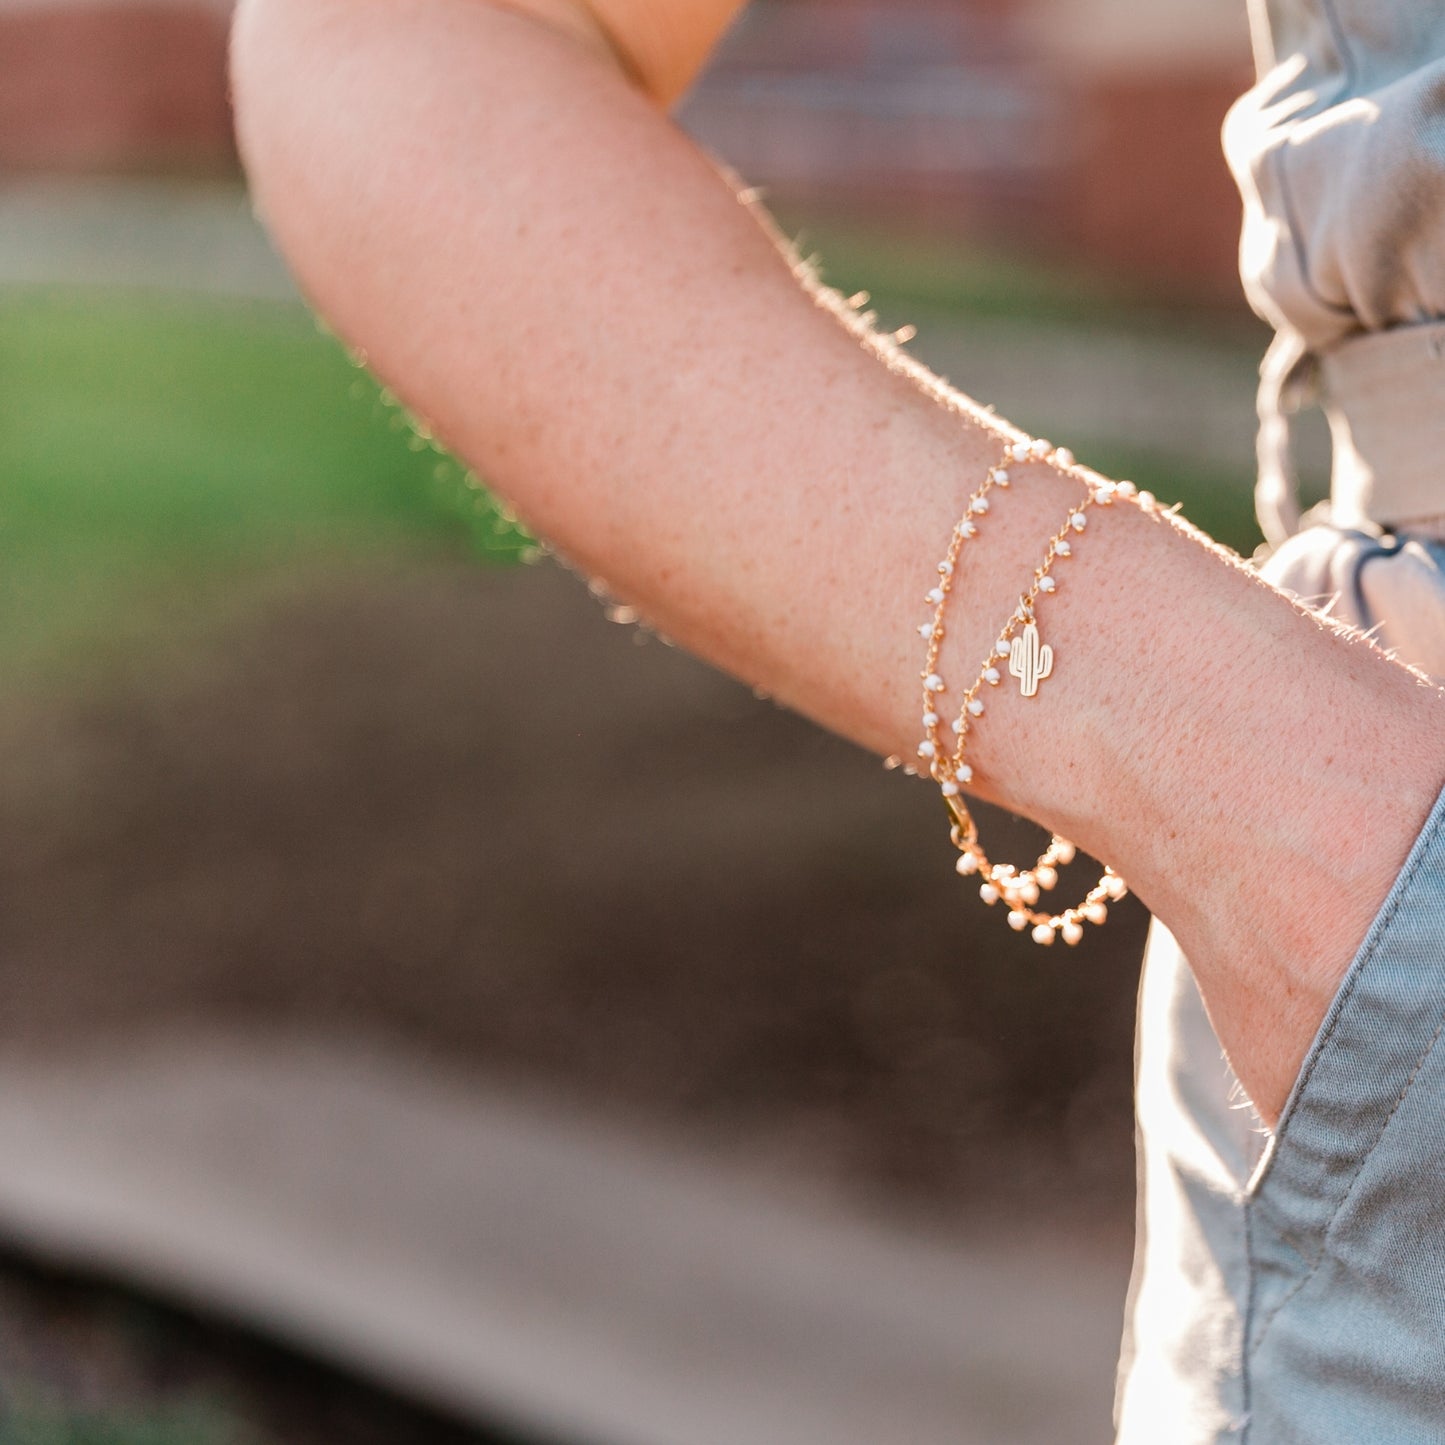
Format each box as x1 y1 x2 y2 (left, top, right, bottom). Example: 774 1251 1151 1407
1062 68 1254 303
1022 0 1255 299
0 1 234 172
0 0 1256 298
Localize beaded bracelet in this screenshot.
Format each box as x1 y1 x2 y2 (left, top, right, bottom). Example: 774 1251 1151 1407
917 436 1133 946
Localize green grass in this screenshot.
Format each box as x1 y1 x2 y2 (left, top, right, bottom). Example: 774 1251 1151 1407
1 265 1266 689
0 1401 251 1445
0 287 529 685
781 216 1272 343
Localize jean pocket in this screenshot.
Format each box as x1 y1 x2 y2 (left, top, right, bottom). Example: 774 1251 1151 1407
1244 782 1445 1351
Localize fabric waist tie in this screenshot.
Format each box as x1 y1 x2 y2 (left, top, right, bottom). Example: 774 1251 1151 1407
1322 319 1445 531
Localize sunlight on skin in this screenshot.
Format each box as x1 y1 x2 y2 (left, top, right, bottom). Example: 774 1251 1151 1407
231 0 1445 1126
489 0 748 103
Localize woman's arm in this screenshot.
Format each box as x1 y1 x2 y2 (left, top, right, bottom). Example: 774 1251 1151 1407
486 0 744 103
231 0 1445 1124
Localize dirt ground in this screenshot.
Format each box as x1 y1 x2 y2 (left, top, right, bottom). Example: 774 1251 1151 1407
0 549 1148 1222
0 1248 548 1444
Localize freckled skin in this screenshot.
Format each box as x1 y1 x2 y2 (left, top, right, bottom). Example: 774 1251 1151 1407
232 0 1445 1125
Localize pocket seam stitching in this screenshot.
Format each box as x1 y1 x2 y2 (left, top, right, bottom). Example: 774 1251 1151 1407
1245 793 1445 1365
1248 1007 1445 1359
1254 793 1445 1190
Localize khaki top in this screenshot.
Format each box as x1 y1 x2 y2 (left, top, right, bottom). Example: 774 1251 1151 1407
1116 7 1445 1440
1222 0 1445 540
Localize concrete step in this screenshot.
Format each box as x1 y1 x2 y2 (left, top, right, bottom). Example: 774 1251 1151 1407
0 1032 1131 1445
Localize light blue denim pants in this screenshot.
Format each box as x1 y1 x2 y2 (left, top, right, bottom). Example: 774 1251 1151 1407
1116 530 1445 1443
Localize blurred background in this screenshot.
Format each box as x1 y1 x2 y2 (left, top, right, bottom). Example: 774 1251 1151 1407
0 3 1325 1444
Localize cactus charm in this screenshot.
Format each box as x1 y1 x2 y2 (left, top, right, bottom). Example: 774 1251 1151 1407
1008 621 1054 698
917 461 1124 945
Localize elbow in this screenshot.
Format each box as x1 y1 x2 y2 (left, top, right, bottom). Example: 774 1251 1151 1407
228 0 316 247
229 0 296 172
228 0 406 325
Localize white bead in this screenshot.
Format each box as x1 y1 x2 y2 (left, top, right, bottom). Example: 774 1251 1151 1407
996 640 1011 658
926 587 944 604
967 698 985 717
1020 881 1040 905
1036 866 1058 890
960 521 977 538
1032 923 1056 946
1138 491 1156 510
1030 438 1052 459
1007 911 1028 932
922 711 939 728
956 853 980 876
1071 513 1088 532
1038 575 1057 594
1084 902 1108 926
1115 480 1137 498
918 622 936 639
941 781 960 798
951 718 964 735
939 560 954 576
1053 447 1074 467
1106 874 1129 899
971 496 990 515
925 674 945 692
1056 540 1072 557
956 763 973 783
1062 920 1084 946
1010 441 1031 463
1054 840 1077 865
979 884 1000 905
918 740 936 759
983 667 1000 686
993 468 1010 486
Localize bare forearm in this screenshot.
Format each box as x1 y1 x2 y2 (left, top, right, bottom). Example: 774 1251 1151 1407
232 0 1445 1121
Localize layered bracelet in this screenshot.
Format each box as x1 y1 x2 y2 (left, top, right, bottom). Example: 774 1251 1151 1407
917 436 1134 946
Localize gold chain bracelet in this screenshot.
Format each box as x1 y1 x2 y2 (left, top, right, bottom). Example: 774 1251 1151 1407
916 436 1136 946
